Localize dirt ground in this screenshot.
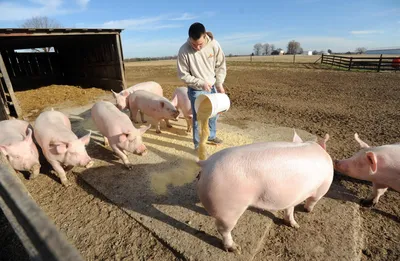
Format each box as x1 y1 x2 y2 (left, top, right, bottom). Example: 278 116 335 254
2 60 400 261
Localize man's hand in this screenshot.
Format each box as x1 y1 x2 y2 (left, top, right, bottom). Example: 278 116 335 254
216 85 225 93
203 82 212 92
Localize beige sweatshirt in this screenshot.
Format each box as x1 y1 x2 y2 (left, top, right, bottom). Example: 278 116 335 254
177 33 227 90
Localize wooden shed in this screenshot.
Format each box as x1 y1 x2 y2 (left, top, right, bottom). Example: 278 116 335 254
0 28 126 120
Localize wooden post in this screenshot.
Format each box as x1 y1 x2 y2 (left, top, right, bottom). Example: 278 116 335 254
115 34 127 91
339 57 342 69
321 54 324 64
293 54 296 64
0 53 22 118
377 54 382 72
0 79 9 120
331 55 335 67
348 57 353 71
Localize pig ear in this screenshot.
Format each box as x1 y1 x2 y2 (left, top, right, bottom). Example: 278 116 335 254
160 101 165 108
355 133 370 148
24 128 33 143
366 151 377 175
111 90 118 98
292 129 303 143
118 134 127 143
171 96 178 107
317 134 330 150
0 145 8 156
139 124 151 135
127 131 137 141
50 142 68 154
79 131 91 146
122 91 130 97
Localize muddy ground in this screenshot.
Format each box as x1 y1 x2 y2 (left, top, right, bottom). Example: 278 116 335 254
2 61 399 261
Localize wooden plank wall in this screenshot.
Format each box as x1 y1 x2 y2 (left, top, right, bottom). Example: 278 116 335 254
58 35 125 92
0 50 64 91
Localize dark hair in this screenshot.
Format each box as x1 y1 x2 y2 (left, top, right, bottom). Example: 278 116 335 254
188 22 206 40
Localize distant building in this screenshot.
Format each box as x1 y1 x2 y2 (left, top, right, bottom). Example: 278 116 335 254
365 47 400 55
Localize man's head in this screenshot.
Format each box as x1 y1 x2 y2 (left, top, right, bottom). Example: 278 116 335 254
188 22 206 51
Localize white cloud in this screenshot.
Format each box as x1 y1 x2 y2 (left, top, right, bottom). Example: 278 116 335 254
169 13 198 21
0 0 88 21
101 15 184 30
76 0 90 9
350 30 384 35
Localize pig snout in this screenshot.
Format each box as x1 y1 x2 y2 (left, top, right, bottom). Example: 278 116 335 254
30 163 41 179
172 110 180 119
333 159 347 173
136 144 148 156
80 156 93 168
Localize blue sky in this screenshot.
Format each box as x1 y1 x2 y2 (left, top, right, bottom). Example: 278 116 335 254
0 0 399 58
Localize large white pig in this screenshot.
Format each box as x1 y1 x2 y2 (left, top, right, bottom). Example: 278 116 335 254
334 133 400 207
34 109 93 187
196 131 333 253
111 81 164 110
170 86 193 132
128 90 180 134
0 119 41 179
91 101 151 169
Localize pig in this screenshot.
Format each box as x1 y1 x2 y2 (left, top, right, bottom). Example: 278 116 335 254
196 131 333 253
111 81 164 111
0 119 41 179
34 109 93 187
91 101 151 169
128 90 180 134
334 133 400 207
170 86 193 133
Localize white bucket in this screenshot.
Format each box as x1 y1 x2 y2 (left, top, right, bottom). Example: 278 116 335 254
194 93 231 118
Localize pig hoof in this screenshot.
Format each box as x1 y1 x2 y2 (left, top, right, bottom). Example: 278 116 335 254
156 130 162 134
167 124 173 128
125 164 134 170
360 198 375 208
224 243 241 254
283 219 300 229
61 180 72 187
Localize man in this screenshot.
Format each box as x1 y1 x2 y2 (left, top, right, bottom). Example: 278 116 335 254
177 22 227 150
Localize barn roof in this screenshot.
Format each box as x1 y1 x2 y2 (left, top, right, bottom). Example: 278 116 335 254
0 28 124 50
0 28 123 37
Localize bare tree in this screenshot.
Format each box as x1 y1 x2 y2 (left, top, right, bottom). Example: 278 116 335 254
287 40 301 54
253 43 263 56
270 44 275 52
355 47 367 54
262 43 273 55
20 16 63 52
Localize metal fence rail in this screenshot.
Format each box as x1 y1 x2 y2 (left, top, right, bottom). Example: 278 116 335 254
0 155 84 261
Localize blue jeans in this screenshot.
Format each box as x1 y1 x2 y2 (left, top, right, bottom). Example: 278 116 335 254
187 86 219 149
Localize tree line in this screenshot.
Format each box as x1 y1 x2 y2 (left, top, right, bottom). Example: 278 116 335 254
254 40 367 55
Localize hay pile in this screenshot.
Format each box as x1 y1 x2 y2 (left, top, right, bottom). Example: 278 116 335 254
15 85 110 120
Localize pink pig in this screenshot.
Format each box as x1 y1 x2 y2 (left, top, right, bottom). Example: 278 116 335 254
196 131 333 253
170 87 193 133
34 109 93 187
128 90 180 134
91 101 151 169
111 81 164 110
334 133 400 207
0 119 41 179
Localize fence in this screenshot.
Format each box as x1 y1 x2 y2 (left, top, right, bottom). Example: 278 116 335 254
321 54 400 72
0 154 84 261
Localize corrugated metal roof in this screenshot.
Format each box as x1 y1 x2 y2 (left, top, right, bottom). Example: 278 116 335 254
0 28 123 37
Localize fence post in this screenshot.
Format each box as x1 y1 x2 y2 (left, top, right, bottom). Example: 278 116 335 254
339 57 342 69
348 57 353 71
377 54 382 72
321 54 324 64
293 54 296 64
331 55 335 67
